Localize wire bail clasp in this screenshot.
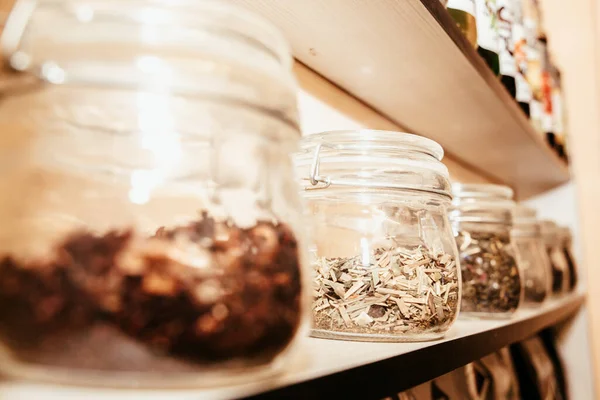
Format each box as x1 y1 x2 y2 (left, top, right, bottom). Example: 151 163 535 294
305 143 332 190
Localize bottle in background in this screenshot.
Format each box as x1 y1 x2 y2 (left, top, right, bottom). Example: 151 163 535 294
447 0 478 48
497 0 516 97
475 0 500 75
551 66 569 161
513 0 532 116
523 0 544 133
539 37 555 149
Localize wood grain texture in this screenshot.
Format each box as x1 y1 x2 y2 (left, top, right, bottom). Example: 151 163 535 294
226 0 570 199
293 62 494 184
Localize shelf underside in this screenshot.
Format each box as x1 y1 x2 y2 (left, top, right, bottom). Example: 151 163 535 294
226 0 570 199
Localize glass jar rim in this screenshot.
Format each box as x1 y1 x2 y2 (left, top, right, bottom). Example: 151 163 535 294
295 130 451 199
513 205 538 223
3 0 293 71
449 184 515 224
452 183 514 200
299 130 445 160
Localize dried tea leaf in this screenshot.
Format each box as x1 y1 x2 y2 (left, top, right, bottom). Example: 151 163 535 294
354 311 373 326
312 246 459 335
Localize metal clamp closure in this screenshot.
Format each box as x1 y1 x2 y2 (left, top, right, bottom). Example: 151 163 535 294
303 143 332 190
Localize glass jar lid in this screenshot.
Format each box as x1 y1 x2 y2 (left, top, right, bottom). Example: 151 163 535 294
294 130 452 200
2 0 299 126
540 220 559 243
450 183 515 224
558 226 573 241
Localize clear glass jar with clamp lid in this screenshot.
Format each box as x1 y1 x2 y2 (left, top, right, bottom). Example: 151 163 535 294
450 184 523 318
0 0 308 386
294 130 461 342
511 206 552 304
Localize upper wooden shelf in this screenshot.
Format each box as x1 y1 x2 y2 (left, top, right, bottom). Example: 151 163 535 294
227 0 570 199
0 293 584 400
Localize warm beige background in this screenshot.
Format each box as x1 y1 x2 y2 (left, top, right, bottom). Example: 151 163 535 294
535 0 600 397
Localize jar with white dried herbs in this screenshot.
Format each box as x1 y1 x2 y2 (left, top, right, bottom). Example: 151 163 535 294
450 184 523 318
511 206 552 304
0 0 308 387
295 130 461 342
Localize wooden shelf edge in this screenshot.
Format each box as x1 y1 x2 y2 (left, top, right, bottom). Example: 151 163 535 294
228 0 570 200
0 294 584 400
243 294 585 400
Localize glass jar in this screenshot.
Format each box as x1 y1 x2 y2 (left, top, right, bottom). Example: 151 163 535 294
558 226 578 292
450 184 523 318
541 220 570 295
0 0 308 386
541 221 570 295
294 130 461 342
511 206 551 304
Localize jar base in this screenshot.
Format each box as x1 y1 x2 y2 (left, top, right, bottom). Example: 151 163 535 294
459 311 516 320
0 332 290 389
310 328 446 342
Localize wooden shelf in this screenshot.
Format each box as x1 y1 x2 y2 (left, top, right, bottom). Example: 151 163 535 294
0 293 584 400
226 0 570 199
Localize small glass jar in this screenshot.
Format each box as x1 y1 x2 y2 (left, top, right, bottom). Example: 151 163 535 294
0 0 307 387
511 206 551 304
294 130 461 342
450 184 523 318
558 226 578 292
541 221 570 295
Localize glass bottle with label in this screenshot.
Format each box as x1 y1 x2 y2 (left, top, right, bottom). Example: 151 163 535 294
551 68 568 160
497 0 516 97
447 0 478 48
539 37 555 146
512 0 532 116
475 0 500 75
523 0 544 133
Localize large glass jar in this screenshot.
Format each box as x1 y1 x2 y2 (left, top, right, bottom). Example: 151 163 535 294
541 221 570 295
511 206 551 304
450 184 523 318
294 130 461 342
558 226 578 292
0 0 307 386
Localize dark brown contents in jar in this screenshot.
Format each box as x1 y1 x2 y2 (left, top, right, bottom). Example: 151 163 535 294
456 231 522 315
0 213 302 371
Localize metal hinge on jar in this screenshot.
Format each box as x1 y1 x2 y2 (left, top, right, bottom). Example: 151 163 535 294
303 143 332 190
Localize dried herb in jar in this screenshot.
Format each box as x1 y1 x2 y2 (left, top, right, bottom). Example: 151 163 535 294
0 212 302 371
312 247 459 336
456 231 521 314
